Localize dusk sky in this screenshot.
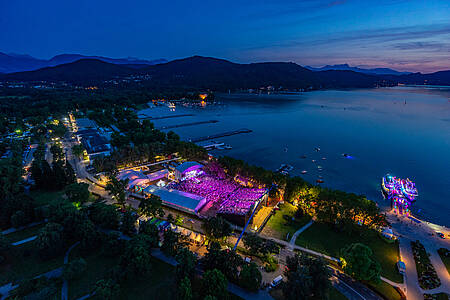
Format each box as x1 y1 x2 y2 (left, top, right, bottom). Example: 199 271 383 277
1 0 449 73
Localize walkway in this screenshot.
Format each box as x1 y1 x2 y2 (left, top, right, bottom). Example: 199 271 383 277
289 219 314 246
11 235 37 246
1 221 44 235
61 242 80 300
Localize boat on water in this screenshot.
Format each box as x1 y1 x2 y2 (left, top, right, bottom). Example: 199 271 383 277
401 178 418 199
276 164 294 175
316 179 324 183
381 174 418 216
322 157 327 160
300 155 307 159
301 170 307 174
314 147 321 152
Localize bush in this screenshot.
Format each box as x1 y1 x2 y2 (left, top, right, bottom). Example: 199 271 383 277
264 255 278 272
63 257 87 280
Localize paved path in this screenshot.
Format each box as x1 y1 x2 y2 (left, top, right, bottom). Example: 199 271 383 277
0 267 63 300
11 235 37 246
289 219 314 246
1 221 44 235
61 242 80 300
387 211 450 299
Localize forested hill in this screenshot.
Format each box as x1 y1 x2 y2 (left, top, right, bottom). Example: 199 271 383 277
2 55 449 89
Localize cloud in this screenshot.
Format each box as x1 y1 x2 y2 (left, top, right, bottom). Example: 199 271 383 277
391 41 449 51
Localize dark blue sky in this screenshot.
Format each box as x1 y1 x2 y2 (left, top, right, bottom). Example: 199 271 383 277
1 0 449 72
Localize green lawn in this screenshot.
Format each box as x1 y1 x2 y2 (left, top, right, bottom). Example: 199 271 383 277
295 222 403 283
118 259 176 300
30 190 65 206
329 287 348 300
68 247 177 300
437 248 450 275
367 280 402 300
5 223 45 244
263 202 311 240
68 246 118 299
0 242 64 285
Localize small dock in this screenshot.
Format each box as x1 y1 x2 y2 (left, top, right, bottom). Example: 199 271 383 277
138 113 194 120
157 120 218 130
188 128 252 143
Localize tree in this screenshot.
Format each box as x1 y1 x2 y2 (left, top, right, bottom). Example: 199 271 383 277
120 209 137 236
63 258 87 280
102 232 126 258
283 253 331 300
50 144 65 162
0 235 10 263
243 233 265 255
138 194 164 218
88 202 120 230
71 144 85 159
202 242 243 281
162 229 186 256
35 222 65 259
94 279 120 300
202 269 228 300
341 243 381 282
138 221 159 247
202 217 231 241
239 262 262 291
120 235 153 278
106 177 128 207
178 276 193 300
65 182 90 205
175 247 197 281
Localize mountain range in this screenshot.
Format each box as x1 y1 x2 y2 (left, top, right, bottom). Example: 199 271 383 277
0 52 166 73
305 64 411 76
1 55 449 89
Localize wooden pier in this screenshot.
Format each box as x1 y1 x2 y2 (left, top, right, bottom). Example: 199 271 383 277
157 120 218 130
188 128 252 143
139 113 194 120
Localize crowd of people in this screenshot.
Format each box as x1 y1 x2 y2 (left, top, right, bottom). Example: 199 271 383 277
167 172 267 216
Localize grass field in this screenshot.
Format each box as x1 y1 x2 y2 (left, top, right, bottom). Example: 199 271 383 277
30 190 65 206
4 223 45 244
0 242 64 285
68 246 118 299
295 222 403 283
438 248 450 275
68 245 178 300
262 202 311 241
367 280 402 300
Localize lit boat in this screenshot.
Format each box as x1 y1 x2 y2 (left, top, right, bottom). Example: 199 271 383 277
301 170 307 174
401 178 418 199
316 179 324 183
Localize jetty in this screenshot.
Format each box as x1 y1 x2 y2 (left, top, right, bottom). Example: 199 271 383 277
188 128 252 143
157 120 218 130
138 113 194 120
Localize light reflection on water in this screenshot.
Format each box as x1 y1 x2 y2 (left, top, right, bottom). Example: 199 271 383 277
141 87 450 226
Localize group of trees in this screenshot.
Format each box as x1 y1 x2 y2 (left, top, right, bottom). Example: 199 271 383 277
0 141 39 228
31 143 76 190
283 253 331 300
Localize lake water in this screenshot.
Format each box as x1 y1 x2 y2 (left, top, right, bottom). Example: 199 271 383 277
140 86 450 227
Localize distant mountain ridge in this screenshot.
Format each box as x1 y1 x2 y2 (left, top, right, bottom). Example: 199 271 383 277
305 64 411 75
0 56 390 89
0 52 167 73
1 56 449 88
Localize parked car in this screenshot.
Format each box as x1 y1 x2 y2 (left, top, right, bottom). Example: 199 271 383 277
270 275 283 288
397 261 406 274
436 232 445 239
